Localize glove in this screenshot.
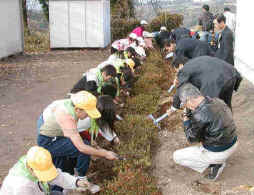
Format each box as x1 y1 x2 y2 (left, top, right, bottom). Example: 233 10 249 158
183 108 192 118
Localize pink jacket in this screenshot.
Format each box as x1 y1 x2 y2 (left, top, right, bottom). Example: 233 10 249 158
132 26 144 37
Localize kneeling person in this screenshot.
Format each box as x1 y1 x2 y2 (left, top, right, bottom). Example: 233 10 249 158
173 83 238 181
0 146 98 195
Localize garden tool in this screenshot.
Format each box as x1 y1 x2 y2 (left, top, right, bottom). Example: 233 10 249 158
148 113 168 129
167 84 175 93
148 107 177 129
116 114 123 121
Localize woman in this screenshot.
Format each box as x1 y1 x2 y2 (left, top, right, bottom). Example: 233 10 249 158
78 95 120 145
37 91 118 191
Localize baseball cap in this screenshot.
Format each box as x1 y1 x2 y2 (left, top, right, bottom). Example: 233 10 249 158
160 26 167 31
26 146 58 182
70 91 101 119
129 33 137 40
140 20 148 25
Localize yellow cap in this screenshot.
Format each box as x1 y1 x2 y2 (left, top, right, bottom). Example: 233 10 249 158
125 59 135 72
26 146 58 182
70 91 101 119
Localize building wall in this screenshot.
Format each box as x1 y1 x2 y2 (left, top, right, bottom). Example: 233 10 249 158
234 1 254 84
49 0 111 48
0 0 24 59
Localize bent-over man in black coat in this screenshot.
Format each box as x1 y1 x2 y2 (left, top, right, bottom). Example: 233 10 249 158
171 56 242 109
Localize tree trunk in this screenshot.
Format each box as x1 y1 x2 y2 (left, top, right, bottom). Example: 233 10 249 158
22 0 30 34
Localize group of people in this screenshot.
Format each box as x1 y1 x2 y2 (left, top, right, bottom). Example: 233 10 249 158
0 5 242 194
0 20 150 195
159 5 240 181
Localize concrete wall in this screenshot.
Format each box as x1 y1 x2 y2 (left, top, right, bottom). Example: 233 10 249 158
0 0 24 59
234 1 254 84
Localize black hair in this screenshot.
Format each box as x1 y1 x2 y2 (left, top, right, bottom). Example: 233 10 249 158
101 65 117 78
215 13 226 23
70 77 98 96
96 95 116 133
101 84 117 99
202 4 209 11
126 47 138 57
172 56 189 68
133 57 141 69
111 46 118 54
120 65 135 89
224 7 230 12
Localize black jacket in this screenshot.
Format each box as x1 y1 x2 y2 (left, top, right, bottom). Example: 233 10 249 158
155 30 172 48
172 27 191 43
184 97 237 149
215 26 234 65
198 11 214 32
173 56 241 108
175 38 214 59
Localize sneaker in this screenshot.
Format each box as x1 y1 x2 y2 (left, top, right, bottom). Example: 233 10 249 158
206 163 226 181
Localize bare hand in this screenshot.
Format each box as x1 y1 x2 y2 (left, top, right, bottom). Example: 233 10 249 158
103 150 118 160
77 178 90 189
113 137 120 145
173 78 179 87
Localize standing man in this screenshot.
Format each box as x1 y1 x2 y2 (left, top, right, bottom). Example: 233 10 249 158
198 4 214 42
172 83 238 181
171 56 242 110
223 7 236 34
214 14 234 65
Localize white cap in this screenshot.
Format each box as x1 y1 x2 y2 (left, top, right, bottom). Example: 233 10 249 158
129 33 137 40
140 20 148 25
160 26 167 31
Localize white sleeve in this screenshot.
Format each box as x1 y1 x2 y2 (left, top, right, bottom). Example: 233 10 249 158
50 169 77 190
77 117 91 132
85 68 98 84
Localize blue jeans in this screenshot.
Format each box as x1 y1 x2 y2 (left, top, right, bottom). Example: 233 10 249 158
37 114 90 176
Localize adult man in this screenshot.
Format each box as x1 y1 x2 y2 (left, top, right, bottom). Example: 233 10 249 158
173 83 238 181
223 7 236 34
171 56 242 110
155 26 172 48
171 27 191 43
0 146 99 194
70 65 118 96
198 4 214 42
214 14 234 65
37 91 118 191
164 38 214 60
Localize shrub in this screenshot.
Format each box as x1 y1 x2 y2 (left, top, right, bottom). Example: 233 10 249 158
148 12 184 32
24 29 49 53
111 18 140 40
